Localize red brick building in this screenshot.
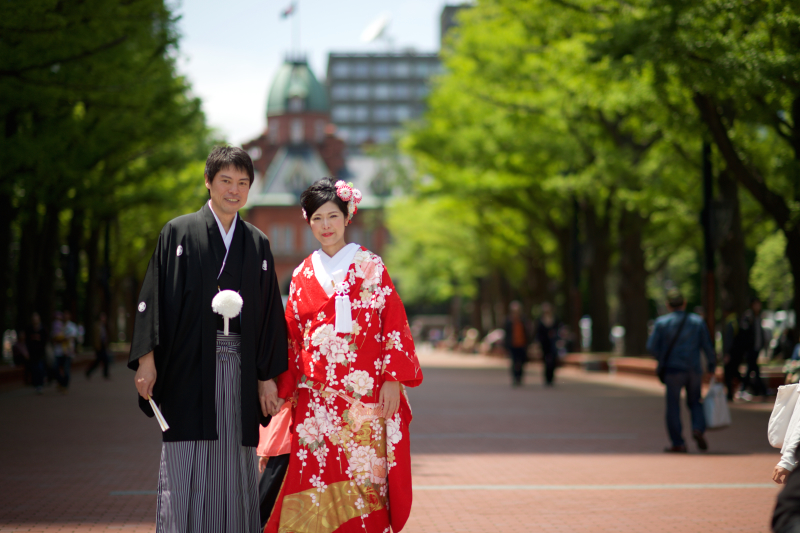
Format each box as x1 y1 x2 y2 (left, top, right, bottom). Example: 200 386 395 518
243 57 391 294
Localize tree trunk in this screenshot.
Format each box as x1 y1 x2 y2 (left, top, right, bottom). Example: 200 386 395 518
34 204 61 327
716 170 750 319
65 208 84 318
694 93 800 327
0 194 14 332
83 222 101 348
553 221 580 350
618 208 649 355
585 201 613 352
15 206 40 329
101 219 114 340
471 277 485 337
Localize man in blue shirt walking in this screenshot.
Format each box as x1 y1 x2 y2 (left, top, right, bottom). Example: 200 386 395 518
647 289 717 453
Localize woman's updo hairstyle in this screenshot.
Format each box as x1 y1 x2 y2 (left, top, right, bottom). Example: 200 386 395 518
300 178 349 222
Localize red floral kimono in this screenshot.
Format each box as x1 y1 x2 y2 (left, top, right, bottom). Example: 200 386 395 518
268 246 423 533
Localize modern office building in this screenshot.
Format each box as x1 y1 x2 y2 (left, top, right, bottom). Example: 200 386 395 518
440 4 471 46
325 52 440 148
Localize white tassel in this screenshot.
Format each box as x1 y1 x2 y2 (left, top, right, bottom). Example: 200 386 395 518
331 268 352 333
212 290 243 336
335 294 353 333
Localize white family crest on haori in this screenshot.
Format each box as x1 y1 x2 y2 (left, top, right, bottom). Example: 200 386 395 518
176 245 183 256
211 290 243 336
138 302 146 312
262 260 268 271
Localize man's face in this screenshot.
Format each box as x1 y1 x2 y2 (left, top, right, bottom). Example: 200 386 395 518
205 166 251 218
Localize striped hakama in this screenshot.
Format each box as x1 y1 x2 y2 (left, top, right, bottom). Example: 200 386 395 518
156 331 260 533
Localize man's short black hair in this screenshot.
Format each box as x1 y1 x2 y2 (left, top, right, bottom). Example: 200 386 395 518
204 146 254 185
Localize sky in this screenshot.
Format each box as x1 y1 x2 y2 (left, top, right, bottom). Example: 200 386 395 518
174 0 452 145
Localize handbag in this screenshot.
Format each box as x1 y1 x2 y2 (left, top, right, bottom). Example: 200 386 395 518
657 311 689 384
703 378 731 430
769 383 800 448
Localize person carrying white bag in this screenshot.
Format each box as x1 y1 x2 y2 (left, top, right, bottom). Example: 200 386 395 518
770 384 800 484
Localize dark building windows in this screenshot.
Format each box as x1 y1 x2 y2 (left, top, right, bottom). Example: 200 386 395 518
326 52 440 150
353 84 370 99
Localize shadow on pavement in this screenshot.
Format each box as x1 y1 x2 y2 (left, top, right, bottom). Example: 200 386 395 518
408 367 775 456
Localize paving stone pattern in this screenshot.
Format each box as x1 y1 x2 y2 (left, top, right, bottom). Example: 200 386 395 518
0 352 783 532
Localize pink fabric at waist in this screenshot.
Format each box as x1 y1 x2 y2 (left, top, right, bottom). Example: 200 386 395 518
257 402 292 457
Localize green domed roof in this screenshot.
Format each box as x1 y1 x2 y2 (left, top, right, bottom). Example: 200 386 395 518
266 60 329 117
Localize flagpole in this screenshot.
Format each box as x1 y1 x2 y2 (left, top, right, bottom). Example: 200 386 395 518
292 0 300 57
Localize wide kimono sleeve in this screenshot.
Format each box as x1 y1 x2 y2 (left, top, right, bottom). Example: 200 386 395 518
129 237 162 368
378 266 422 387
128 226 177 418
276 278 303 400
256 241 289 381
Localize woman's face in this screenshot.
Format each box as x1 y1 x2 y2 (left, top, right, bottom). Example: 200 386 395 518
309 201 347 249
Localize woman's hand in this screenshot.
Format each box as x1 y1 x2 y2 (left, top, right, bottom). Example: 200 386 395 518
379 381 401 419
259 456 268 474
134 352 156 400
271 398 285 416
774 465 791 484
259 379 279 417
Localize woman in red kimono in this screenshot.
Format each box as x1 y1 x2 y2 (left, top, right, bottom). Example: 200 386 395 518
267 178 423 533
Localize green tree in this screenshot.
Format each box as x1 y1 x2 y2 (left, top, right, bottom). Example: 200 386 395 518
600 0 800 322
750 231 794 310
0 0 213 336
399 0 702 352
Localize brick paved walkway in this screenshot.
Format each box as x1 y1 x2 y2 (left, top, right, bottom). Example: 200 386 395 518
0 351 782 532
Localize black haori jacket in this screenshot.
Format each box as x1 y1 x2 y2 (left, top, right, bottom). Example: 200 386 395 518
128 203 288 446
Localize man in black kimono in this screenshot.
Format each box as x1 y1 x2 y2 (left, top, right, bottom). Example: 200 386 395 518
129 146 288 532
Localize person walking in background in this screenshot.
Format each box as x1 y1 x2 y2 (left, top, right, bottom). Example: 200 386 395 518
51 311 69 393
504 301 531 387
536 302 561 387
25 312 47 394
739 297 767 399
58 311 78 392
647 289 717 453
12 331 30 384
773 328 797 361
86 312 110 380
722 305 743 401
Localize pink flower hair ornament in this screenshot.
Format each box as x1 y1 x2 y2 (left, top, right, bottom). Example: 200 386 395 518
335 180 362 222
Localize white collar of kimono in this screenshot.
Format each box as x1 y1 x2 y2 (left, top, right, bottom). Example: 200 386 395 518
208 200 238 279
312 243 359 333
312 243 359 297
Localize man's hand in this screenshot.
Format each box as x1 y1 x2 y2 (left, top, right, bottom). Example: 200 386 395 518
259 456 268 474
258 379 279 417
379 381 401 419
774 466 791 484
134 352 156 400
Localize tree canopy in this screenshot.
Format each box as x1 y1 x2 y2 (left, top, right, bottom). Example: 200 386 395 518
390 0 797 352
1 0 216 340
